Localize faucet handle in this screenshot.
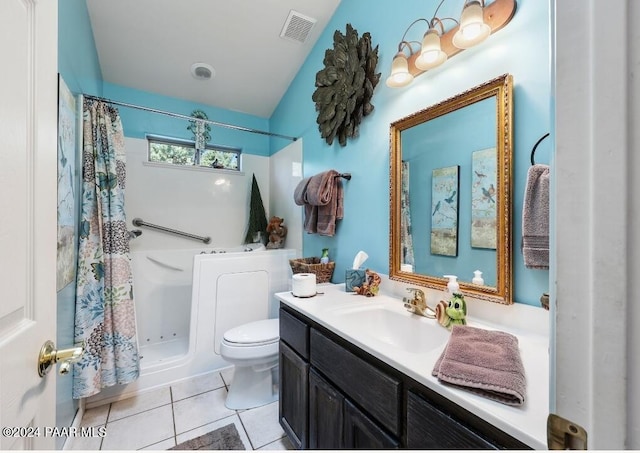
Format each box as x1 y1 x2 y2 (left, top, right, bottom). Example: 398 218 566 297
405 287 423 294
405 287 425 299
403 287 435 319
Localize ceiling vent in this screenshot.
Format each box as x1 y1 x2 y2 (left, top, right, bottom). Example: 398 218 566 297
190 62 215 80
280 10 316 43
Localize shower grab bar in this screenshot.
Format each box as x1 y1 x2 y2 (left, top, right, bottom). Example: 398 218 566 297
132 217 211 244
146 256 184 272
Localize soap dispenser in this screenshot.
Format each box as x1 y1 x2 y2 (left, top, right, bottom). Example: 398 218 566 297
443 275 459 298
472 270 484 286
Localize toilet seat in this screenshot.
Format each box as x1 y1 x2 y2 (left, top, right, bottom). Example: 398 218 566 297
223 318 279 347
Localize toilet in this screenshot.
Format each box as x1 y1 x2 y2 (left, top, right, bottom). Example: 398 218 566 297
219 318 280 410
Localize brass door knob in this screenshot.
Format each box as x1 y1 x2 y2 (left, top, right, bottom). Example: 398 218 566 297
38 340 84 377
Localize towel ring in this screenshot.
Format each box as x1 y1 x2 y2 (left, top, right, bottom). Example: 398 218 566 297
530 133 550 165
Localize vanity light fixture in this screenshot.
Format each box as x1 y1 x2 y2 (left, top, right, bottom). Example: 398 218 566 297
452 0 492 49
386 0 516 88
386 42 416 88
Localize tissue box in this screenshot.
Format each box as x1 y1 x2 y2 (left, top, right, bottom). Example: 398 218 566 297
345 269 366 292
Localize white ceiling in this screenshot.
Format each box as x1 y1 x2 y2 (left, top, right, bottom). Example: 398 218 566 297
86 0 341 118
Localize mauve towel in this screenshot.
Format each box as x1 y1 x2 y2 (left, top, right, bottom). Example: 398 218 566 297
294 177 310 206
294 177 317 234
293 170 343 236
432 325 526 406
522 164 550 269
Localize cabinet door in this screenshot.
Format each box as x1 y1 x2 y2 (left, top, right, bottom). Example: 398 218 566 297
344 400 400 449
309 369 344 449
310 329 402 436
279 341 309 449
407 391 498 450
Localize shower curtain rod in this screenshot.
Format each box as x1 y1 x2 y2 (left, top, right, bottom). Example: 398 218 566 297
82 94 298 142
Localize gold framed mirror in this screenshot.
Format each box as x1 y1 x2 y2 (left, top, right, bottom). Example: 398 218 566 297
389 74 513 304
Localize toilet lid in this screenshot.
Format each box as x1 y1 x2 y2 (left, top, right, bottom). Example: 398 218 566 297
223 318 279 345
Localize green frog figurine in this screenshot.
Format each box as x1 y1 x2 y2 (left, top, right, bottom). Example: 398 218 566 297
436 293 467 329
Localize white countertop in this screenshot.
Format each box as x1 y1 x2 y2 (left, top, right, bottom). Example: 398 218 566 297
276 283 549 449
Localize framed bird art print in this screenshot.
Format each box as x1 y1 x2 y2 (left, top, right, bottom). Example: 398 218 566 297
431 165 460 257
471 147 498 249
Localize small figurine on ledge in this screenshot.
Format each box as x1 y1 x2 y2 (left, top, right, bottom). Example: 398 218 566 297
353 269 381 297
435 293 467 329
266 216 287 249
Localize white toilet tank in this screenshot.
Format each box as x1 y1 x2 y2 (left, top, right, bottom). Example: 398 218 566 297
190 248 295 356
214 270 269 354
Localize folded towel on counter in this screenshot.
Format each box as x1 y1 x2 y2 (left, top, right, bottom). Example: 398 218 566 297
522 164 550 269
293 170 343 236
432 325 526 406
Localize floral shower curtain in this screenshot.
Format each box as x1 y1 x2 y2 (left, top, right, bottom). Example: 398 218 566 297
401 161 415 268
73 99 139 399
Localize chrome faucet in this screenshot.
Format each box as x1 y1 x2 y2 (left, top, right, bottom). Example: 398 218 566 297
403 288 435 319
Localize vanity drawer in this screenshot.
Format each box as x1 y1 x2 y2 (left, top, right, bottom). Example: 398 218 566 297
310 328 402 437
279 307 309 359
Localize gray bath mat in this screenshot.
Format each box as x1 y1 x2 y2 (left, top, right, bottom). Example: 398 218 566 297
170 423 246 450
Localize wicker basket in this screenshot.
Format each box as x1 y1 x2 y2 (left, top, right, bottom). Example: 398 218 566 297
289 257 335 283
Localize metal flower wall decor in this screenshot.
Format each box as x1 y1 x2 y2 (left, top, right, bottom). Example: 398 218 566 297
312 24 381 147
187 110 211 151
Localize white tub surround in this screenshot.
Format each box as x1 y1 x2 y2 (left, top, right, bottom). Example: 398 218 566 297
276 283 549 449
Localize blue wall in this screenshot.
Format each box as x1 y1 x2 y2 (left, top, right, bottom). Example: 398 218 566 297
58 0 102 96
59 0 272 158
270 0 551 306
102 83 272 156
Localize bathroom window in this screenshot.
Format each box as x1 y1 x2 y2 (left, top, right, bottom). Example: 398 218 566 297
147 135 241 171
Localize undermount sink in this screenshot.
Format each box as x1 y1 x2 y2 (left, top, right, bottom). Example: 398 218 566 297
328 303 451 354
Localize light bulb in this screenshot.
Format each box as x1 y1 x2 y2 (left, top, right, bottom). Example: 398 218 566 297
421 50 440 64
462 22 483 40
386 52 414 87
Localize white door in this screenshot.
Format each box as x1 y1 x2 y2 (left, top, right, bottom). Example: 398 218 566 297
0 0 59 449
552 0 634 449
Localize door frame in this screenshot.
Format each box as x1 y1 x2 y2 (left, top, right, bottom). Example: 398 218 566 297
0 0 59 449
552 0 634 448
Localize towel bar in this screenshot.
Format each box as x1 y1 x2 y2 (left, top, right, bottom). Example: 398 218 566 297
530 133 550 165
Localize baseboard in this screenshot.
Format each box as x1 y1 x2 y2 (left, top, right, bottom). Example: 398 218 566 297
61 398 85 450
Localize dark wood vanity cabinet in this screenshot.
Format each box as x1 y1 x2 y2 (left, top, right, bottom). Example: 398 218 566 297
407 390 497 449
343 399 401 449
309 369 400 449
279 341 308 449
279 309 310 449
279 304 530 450
308 369 343 449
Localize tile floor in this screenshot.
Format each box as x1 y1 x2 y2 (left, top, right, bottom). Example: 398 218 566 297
69 367 293 451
